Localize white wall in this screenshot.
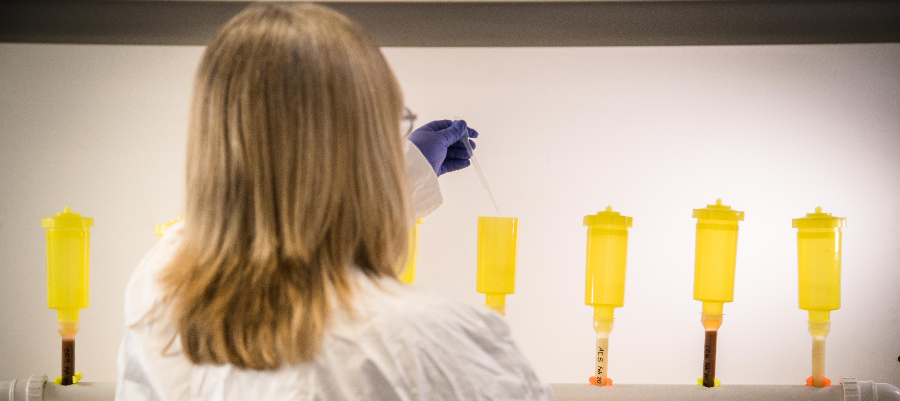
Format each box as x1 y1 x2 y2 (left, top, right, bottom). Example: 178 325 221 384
1 43 898 388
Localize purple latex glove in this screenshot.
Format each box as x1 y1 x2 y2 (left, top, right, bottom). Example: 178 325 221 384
408 119 479 176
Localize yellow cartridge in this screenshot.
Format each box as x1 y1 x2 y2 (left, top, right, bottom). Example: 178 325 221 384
398 219 424 284
794 206 845 388
154 215 184 239
692 199 744 314
584 206 632 314
692 198 744 387
476 216 518 316
42 206 93 327
584 206 632 387
795 207 844 318
41 206 93 385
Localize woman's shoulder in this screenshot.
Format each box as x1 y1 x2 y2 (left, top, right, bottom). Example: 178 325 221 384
360 277 506 333
350 276 518 362
123 220 186 326
340 276 553 400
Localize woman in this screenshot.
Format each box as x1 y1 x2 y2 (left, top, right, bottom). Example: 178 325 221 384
116 4 551 400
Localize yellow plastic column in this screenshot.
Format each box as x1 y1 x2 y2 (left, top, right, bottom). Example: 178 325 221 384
476 216 518 316
692 198 744 387
794 206 845 388
154 215 184 239
584 206 632 387
398 219 424 284
41 206 93 385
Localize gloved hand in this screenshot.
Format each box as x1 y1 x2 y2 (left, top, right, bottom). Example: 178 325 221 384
408 120 479 176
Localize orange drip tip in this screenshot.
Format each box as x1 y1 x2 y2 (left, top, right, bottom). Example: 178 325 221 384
589 376 613 386
806 376 831 386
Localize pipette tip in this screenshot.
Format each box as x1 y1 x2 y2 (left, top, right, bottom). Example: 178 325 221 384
487 191 500 214
460 125 501 215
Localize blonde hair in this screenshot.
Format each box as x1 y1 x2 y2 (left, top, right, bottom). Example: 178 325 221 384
159 3 408 369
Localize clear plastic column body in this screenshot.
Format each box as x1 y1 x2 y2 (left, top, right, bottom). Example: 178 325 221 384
692 199 744 387
794 207 845 388
584 206 632 387
476 217 518 316
41 206 93 385
398 219 424 284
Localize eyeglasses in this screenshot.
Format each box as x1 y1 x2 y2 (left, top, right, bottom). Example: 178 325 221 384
402 107 417 138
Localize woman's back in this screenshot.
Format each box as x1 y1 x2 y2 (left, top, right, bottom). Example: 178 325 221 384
117 222 552 401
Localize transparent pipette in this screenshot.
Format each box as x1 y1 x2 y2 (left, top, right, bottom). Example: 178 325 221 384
459 123 500 214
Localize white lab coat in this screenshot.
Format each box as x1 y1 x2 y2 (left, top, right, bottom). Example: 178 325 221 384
115 142 553 401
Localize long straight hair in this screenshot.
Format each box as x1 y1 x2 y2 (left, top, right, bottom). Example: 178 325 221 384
158 3 408 369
